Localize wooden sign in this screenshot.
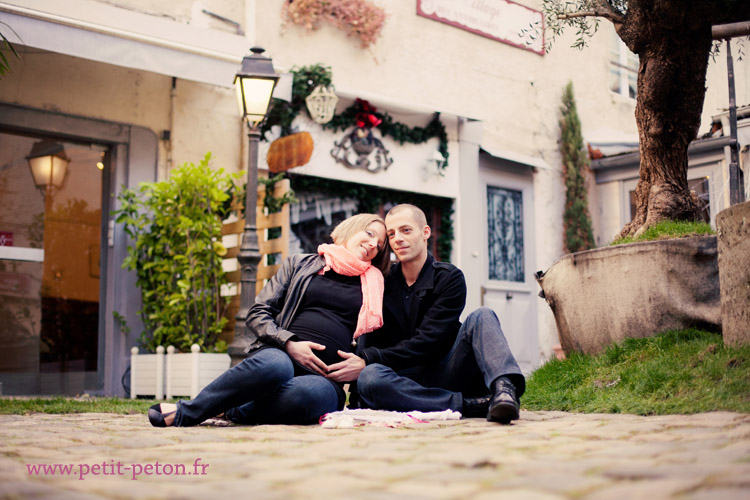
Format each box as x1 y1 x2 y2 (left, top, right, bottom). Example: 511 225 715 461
267 132 314 173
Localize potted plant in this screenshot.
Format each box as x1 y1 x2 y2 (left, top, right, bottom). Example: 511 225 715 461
115 153 241 398
536 84 720 357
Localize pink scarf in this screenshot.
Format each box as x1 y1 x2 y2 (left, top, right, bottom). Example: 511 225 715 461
317 243 384 338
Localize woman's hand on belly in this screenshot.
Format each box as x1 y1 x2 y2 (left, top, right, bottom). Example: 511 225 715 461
285 340 330 376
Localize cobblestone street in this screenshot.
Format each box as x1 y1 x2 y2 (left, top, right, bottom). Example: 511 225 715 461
1 410 748 499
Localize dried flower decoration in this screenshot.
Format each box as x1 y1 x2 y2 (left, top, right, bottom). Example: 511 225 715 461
282 0 386 49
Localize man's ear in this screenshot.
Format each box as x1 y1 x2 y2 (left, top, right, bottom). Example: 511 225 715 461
423 225 432 241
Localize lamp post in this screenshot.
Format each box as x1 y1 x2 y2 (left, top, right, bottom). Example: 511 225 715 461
712 21 750 205
229 47 279 363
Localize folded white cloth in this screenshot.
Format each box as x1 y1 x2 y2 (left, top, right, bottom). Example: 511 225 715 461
320 408 461 428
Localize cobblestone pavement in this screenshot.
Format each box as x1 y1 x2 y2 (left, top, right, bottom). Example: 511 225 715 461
1 410 748 500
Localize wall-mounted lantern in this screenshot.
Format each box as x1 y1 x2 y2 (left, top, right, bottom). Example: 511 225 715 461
26 140 69 189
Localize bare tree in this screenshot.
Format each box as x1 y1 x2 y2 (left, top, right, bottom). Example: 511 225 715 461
543 0 750 238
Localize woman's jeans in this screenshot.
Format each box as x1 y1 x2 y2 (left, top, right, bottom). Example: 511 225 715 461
174 348 343 426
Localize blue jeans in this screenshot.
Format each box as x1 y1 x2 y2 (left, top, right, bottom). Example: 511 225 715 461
357 307 525 412
174 347 343 426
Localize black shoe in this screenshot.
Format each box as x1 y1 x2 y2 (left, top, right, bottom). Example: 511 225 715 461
148 404 177 428
487 378 520 424
461 395 491 418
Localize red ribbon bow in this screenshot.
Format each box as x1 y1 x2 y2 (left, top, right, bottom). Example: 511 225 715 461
354 99 382 128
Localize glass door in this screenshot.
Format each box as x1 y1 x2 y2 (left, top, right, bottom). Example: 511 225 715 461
0 130 107 395
480 164 539 375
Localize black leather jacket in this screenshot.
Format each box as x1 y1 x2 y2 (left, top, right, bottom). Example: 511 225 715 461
243 253 325 354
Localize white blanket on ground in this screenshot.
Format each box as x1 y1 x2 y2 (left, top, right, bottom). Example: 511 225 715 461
320 408 461 428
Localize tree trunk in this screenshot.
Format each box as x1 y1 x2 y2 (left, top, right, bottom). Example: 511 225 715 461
617 2 715 239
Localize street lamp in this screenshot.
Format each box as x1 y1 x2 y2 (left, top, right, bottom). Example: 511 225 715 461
229 47 279 363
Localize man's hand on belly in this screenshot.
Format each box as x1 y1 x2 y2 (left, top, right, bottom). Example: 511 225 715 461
326 351 365 382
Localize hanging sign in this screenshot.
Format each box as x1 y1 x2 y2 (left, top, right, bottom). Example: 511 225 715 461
267 132 314 173
417 0 544 55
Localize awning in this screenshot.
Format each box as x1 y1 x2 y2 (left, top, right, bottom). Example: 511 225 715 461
480 145 552 170
0 0 249 88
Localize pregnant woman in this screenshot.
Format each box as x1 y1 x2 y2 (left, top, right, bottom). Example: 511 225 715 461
147 213 390 427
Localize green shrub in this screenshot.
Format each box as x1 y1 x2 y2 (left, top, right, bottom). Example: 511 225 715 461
114 153 241 353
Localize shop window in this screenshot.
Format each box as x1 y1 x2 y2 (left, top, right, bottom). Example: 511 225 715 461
288 176 453 262
0 130 107 394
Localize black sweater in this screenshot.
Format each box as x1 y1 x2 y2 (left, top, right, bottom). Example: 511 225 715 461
359 254 467 372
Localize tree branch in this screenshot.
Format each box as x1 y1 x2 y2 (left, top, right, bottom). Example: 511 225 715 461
557 10 625 24
556 0 626 25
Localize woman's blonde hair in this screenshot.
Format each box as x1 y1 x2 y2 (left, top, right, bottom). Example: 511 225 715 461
330 213 390 275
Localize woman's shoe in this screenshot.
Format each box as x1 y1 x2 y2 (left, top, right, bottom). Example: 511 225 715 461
148 404 177 427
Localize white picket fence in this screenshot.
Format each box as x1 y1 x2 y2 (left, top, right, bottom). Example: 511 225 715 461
130 344 230 399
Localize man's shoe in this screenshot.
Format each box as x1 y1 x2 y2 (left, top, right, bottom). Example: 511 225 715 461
487 377 520 424
461 396 490 418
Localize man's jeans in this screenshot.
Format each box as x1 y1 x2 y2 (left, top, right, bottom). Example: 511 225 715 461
174 347 342 426
357 307 525 413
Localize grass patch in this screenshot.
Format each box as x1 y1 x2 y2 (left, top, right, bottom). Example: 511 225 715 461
610 220 714 246
0 397 174 415
523 329 750 415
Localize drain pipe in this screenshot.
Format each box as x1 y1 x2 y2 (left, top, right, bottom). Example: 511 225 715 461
164 76 176 176
712 21 750 206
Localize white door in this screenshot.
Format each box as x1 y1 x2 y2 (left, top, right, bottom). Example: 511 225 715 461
480 164 538 374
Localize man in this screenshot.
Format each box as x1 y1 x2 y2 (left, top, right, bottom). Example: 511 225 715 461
327 204 525 423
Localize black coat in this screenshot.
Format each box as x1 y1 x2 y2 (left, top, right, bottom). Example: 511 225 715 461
359 254 467 372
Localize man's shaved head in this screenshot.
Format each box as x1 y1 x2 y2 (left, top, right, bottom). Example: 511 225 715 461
386 204 427 228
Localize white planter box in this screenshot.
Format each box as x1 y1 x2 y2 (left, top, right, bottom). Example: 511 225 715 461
130 344 230 399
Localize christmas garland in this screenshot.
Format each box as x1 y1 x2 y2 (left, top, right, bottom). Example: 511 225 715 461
261 64 449 173
324 99 449 173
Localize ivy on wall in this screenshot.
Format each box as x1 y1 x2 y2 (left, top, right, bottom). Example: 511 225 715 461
287 173 455 262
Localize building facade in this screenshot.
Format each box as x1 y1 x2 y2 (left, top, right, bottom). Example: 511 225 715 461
0 0 746 396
